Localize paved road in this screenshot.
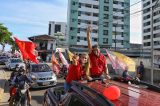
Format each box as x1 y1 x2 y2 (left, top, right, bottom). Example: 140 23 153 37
0 65 64 106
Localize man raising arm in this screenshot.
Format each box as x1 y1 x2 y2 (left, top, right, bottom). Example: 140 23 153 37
86 26 110 80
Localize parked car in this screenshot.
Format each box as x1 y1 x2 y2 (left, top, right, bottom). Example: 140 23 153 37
0 56 9 65
43 77 160 106
28 63 57 88
5 58 25 70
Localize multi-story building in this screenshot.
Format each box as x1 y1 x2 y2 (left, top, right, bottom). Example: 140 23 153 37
48 21 68 47
142 0 160 50
67 0 130 49
48 21 67 36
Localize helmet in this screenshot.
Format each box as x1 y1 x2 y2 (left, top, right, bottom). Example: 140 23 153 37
18 66 25 74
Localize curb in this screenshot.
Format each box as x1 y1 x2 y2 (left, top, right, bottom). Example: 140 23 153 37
0 70 6 102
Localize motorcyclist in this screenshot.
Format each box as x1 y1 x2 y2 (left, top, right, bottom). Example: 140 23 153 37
8 64 20 102
10 66 33 106
9 64 19 82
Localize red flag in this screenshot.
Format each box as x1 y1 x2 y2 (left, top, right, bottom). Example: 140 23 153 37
14 37 39 64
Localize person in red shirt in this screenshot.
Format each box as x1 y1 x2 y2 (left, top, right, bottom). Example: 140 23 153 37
64 53 90 91
86 26 110 80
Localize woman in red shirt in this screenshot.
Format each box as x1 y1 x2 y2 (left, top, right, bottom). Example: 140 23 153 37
64 53 90 91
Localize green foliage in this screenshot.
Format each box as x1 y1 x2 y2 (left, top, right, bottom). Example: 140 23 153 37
0 23 14 51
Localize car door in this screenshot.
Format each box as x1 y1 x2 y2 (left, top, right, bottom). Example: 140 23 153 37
6 59 10 68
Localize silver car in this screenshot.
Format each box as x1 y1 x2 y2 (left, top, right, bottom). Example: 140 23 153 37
28 63 57 88
6 58 25 70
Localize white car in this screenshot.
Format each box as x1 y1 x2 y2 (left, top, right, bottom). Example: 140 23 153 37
6 58 25 70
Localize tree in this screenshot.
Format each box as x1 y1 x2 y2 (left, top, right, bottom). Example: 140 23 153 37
0 23 13 52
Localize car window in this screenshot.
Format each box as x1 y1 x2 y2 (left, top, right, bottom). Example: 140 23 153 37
31 64 51 72
11 59 22 63
67 95 90 106
0 57 7 59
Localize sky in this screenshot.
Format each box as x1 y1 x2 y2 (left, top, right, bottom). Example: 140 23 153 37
0 0 142 51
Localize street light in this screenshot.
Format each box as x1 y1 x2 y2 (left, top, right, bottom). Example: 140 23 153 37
151 0 160 84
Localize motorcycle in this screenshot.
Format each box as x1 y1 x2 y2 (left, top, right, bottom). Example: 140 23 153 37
9 82 30 106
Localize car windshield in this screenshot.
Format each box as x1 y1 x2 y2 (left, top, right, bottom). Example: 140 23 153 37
31 64 51 72
11 59 22 63
0 56 7 59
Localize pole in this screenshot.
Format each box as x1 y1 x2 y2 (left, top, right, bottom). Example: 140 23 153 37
151 6 154 84
151 0 160 84
114 23 117 51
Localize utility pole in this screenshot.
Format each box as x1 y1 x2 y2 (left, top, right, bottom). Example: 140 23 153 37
114 23 118 51
151 0 160 84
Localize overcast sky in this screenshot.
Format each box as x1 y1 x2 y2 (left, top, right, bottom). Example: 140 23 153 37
0 0 142 51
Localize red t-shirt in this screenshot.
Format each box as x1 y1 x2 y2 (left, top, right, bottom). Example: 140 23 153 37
66 62 85 83
89 51 107 77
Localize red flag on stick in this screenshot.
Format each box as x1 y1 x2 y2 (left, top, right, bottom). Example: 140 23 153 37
14 37 39 64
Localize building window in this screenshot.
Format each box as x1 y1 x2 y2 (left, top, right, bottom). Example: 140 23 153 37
143 35 150 40
104 14 109 19
104 0 109 3
103 38 108 44
144 42 151 46
103 22 108 27
93 21 98 25
143 21 150 27
93 5 99 9
143 14 150 20
92 29 98 33
92 38 97 42
71 10 77 13
72 18 77 22
143 7 150 14
121 40 124 45
78 11 81 16
103 30 108 35
154 17 160 23
55 24 61 33
77 36 80 42
154 33 160 38
154 25 160 31
72 1 76 5
143 28 150 33
79 3 81 8
104 6 109 11
93 13 98 17
143 1 150 8
71 36 75 39
153 10 160 16
85 4 92 8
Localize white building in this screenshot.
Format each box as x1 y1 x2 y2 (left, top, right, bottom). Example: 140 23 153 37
48 21 67 36
48 21 68 47
142 0 160 50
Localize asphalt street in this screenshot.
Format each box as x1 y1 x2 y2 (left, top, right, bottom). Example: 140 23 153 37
0 65 64 106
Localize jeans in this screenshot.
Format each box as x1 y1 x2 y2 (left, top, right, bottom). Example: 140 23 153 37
64 82 72 91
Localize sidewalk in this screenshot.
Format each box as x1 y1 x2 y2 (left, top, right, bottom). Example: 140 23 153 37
0 68 6 102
